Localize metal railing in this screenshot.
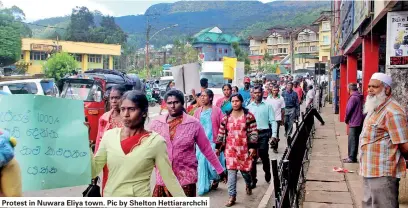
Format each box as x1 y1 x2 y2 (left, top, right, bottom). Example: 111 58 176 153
271 106 316 208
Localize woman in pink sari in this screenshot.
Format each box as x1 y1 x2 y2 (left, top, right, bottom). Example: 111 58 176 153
94 85 126 193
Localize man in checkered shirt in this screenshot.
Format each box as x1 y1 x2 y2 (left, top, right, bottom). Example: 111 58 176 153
360 72 408 208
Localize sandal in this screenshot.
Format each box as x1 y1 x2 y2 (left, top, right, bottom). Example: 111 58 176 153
225 196 236 207
246 186 252 195
342 158 357 163
211 181 219 190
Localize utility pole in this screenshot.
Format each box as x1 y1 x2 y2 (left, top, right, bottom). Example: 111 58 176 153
289 28 295 74
145 16 152 79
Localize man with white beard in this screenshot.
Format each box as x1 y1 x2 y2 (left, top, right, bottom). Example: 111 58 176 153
360 72 408 208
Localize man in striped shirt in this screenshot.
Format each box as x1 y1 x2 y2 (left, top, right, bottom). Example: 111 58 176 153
360 73 408 208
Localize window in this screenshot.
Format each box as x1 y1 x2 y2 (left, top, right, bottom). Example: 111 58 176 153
323 36 329 45
219 58 222 61
267 38 273 44
271 38 277 45
298 46 308 53
224 49 228 54
218 48 222 54
278 37 283 44
310 33 317 41
1 82 38 94
30 52 48 60
322 22 330 31
310 46 317 52
21 53 24 60
198 47 203 53
261 49 263 53
70 54 82 62
88 55 102 63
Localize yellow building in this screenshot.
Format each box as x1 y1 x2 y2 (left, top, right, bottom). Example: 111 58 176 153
266 28 291 60
248 34 268 70
312 13 331 63
294 26 320 71
19 38 121 75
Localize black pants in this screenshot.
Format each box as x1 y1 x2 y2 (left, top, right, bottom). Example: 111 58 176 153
251 130 271 183
348 126 362 161
309 108 325 124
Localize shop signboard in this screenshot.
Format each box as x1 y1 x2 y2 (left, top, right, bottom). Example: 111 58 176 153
30 44 62 53
353 0 369 33
386 11 408 68
340 0 354 49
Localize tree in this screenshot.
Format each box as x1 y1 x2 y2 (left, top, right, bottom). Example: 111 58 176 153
43 52 78 81
232 42 251 74
0 4 31 67
170 39 198 65
91 16 127 45
65 6 94 42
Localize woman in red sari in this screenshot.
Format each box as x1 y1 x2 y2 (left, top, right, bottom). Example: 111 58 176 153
94 85 126 193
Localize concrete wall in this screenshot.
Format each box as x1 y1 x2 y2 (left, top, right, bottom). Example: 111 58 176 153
387 68 408 113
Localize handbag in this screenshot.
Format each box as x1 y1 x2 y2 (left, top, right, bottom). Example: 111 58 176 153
82 176 101 197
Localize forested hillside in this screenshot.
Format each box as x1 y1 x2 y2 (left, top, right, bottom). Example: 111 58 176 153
29 0 330 49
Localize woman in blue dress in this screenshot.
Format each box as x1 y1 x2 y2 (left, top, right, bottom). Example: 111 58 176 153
215 84 232 114
193 89 226 195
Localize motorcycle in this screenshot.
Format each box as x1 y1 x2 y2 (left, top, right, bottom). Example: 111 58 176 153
146 88 157 107
152 87 162 104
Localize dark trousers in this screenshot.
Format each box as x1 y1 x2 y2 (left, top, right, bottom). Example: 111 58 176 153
348 126 362 161
251 130 271 183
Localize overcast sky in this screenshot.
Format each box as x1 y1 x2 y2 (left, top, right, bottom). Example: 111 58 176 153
1 0 274 22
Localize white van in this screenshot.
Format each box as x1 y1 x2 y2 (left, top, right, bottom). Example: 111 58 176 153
0 79 59 97
200 61 245 95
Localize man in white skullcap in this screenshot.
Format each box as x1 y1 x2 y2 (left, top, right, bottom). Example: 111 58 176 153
360 72 408 208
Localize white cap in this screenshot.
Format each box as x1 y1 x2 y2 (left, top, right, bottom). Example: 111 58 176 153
370 72 392 86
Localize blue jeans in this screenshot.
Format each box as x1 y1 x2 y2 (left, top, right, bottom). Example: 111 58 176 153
227 170 252 197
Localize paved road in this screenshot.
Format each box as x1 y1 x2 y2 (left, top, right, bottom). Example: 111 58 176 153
23 103 307 208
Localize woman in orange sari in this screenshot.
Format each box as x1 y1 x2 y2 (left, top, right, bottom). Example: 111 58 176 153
94 85 127 193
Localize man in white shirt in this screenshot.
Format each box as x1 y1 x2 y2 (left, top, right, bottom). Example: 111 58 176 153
266 84 285 153
306 85 315 108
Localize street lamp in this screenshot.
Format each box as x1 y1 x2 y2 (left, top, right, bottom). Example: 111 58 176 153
146 24 178 79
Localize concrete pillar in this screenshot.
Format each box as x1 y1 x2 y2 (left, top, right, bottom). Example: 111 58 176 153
347 55 357 84
82 54 88 72
362 37 379 99
24 51 30 62
339 63 347 122
109 55 113 70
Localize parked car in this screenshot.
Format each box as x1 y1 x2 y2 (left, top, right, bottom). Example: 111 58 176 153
0 79 59 97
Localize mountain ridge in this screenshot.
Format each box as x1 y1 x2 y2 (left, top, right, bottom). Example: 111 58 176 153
29 1 330 49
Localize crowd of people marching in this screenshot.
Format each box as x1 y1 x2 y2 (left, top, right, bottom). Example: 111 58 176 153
88 74 322 207
0 73 322 207
1 71 405 208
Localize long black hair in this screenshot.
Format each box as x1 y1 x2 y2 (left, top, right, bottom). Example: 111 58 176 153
226 93 249 115
222 84 232 90
164 89 187 113
202 89 214 104
121 90 149 123
110 85 127 97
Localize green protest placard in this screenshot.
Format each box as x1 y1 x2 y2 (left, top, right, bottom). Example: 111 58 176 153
0 94 91 191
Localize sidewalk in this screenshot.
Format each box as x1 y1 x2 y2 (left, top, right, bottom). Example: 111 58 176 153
302 105 408 208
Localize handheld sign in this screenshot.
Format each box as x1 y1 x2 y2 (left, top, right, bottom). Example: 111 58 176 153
0 95 91 191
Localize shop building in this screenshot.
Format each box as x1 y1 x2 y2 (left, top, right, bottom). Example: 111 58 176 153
17 38 121 75
331 0 408 121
